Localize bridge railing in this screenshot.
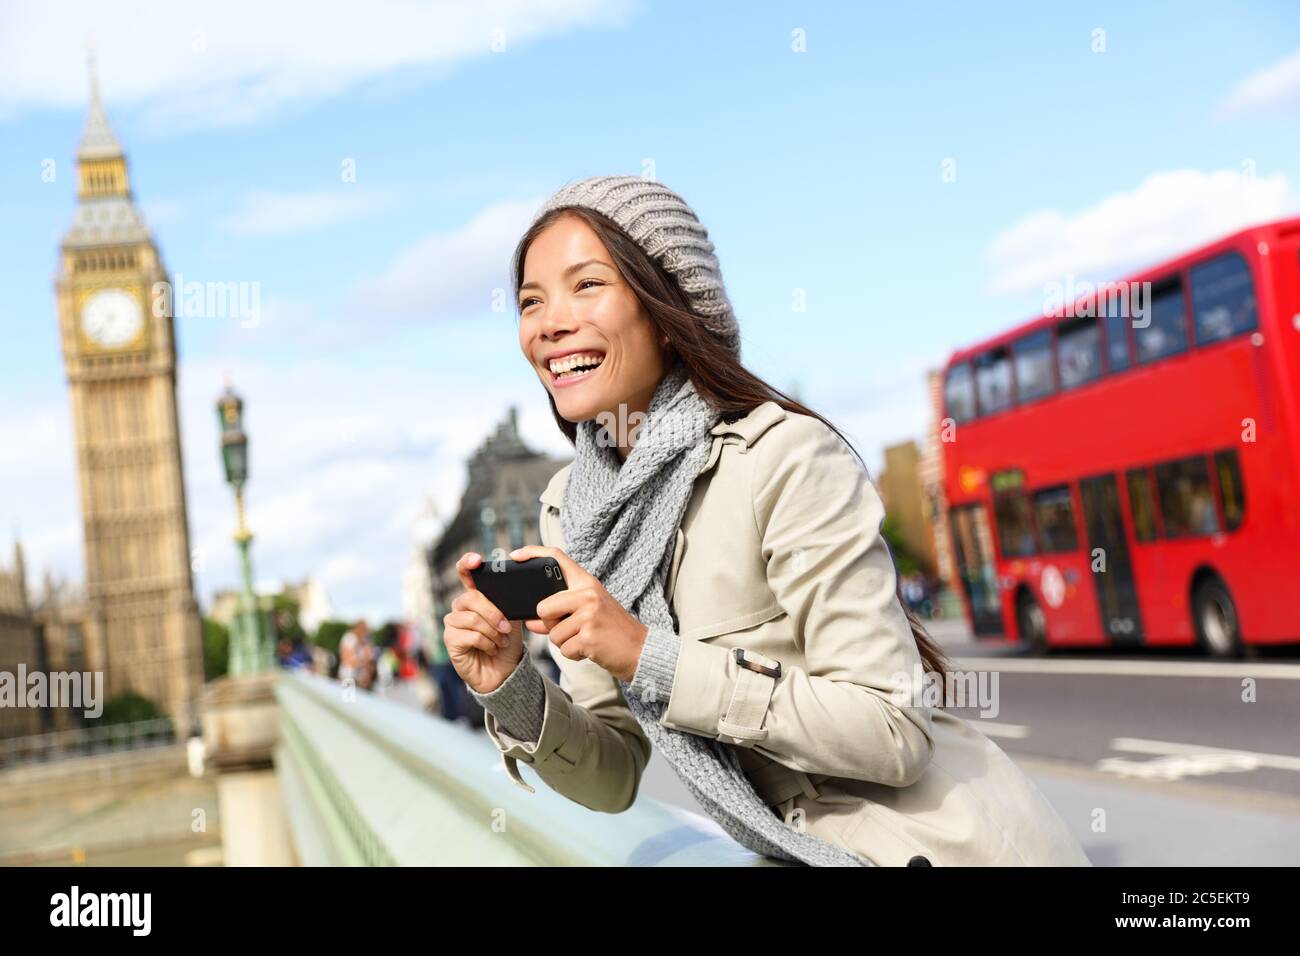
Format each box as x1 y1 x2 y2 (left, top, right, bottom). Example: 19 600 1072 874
0 717 175 769
274 669 783 866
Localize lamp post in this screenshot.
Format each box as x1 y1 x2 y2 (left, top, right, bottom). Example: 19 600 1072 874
201 378 294 867
217 379 267 676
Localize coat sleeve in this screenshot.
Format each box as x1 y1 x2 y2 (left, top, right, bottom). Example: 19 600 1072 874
480 505 652 813
659 415 936 787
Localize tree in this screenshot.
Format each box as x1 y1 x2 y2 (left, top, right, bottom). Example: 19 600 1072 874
374 620 400 649
313 619 350 657
271 593 307 646
88 691 174 741
203 616 230 680
881 514 920 577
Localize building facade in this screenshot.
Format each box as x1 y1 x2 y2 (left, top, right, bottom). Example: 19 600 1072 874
428 408 568 676
920 368 959 594
0 546 93 738
0 543 44 738
51 72 204 732
878 439 937 578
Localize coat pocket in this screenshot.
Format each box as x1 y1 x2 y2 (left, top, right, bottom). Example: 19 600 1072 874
836 797 938 867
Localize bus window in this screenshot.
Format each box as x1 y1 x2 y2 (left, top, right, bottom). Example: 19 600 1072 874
1033 485 1079 552
1134 278 1188 364
1102 306 1131 374
994 492 1037 557
1013 330 1055 402
1214 449 1245 530
1126 469 1158 542
1057 317 1102 389
1191 252 1257 345
944 362 976 423
975 348 1013 415
1155 455 1219 537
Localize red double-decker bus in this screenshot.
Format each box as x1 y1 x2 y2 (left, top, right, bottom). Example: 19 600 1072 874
941 217 1300 656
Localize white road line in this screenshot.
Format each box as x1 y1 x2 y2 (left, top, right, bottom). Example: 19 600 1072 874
974 721 1030 739
1109 737 1300 773
952 656 1300 679
1096 753 1261 781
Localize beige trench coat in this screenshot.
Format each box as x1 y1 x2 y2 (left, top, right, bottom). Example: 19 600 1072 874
483 401 1091 866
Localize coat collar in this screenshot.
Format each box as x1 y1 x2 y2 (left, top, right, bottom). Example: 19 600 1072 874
703 400 787 470
538 400 788 509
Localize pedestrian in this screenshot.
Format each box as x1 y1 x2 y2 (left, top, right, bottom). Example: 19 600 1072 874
278 635 313 670
441 176 1090 866
338 618 375 690
425 616 468 723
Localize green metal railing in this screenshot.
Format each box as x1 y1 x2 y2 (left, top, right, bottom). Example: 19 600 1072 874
274 670 783 866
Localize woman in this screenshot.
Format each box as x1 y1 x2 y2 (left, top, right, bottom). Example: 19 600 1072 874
443 175 1091 867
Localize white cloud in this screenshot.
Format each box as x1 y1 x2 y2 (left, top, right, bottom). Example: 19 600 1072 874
176 350 566 622
3 336 570 625
346 195 542 322
0 0 634 128
217 188 394 237
984 168 1298 296
196 195 543 351
1220 47 1300 118
0 396 81 592
811 353 936 479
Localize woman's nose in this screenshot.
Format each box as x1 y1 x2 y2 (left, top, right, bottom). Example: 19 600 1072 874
540 298 576 338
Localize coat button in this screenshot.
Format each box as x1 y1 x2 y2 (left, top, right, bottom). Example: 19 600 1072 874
906 854 932 867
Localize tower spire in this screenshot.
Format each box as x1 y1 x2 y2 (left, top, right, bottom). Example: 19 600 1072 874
79 45 123 160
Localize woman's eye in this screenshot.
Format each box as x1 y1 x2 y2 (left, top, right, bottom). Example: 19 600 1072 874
519 296 539 310
576 278 602 292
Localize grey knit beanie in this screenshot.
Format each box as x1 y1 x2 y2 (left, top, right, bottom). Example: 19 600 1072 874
532 175 741 358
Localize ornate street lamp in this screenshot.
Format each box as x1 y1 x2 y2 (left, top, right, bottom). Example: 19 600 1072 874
217 378 268 675
479 502 498 560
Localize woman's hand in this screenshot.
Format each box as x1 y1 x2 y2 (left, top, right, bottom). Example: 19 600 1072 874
510 545 649 682
442 552 526 694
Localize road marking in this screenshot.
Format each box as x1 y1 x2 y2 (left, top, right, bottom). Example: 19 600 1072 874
1008 751 1300 817
1096 737 1300 780
953 656 1300 680
1109 737 1300 773
975 721 1030 739
1098 753 1261 781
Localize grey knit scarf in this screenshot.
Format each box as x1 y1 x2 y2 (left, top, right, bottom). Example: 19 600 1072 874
560 361 870 867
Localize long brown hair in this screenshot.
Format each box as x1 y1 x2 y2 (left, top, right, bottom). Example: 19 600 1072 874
511 206 951 684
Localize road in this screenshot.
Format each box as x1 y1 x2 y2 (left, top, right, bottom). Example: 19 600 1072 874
634 617 1300 865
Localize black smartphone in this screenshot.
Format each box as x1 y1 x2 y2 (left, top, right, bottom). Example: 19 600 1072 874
470 556 568 621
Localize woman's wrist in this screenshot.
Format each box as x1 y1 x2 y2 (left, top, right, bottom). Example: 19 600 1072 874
468 652 546 741
628 625 680 705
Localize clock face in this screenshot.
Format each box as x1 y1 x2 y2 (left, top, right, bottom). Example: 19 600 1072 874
81 288 144 349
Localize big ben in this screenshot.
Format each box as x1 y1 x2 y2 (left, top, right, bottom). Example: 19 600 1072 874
53 66 204 732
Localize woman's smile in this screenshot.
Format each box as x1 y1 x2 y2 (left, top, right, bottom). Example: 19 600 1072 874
545 349 607 388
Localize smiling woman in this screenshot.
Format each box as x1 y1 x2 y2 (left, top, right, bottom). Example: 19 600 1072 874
514 229 672 448
440 175 1091 867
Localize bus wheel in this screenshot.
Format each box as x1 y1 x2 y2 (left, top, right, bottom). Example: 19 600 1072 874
1192 577 1242 658
1016 591 1048 654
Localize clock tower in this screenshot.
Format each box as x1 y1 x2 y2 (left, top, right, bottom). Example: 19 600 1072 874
53 64 204 732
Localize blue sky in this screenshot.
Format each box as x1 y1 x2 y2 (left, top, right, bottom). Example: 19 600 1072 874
1 0 1297 621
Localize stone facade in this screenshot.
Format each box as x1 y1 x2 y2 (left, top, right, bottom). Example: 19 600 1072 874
50 75 204 734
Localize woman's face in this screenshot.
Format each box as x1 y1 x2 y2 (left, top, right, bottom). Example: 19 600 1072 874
518 213 667 428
